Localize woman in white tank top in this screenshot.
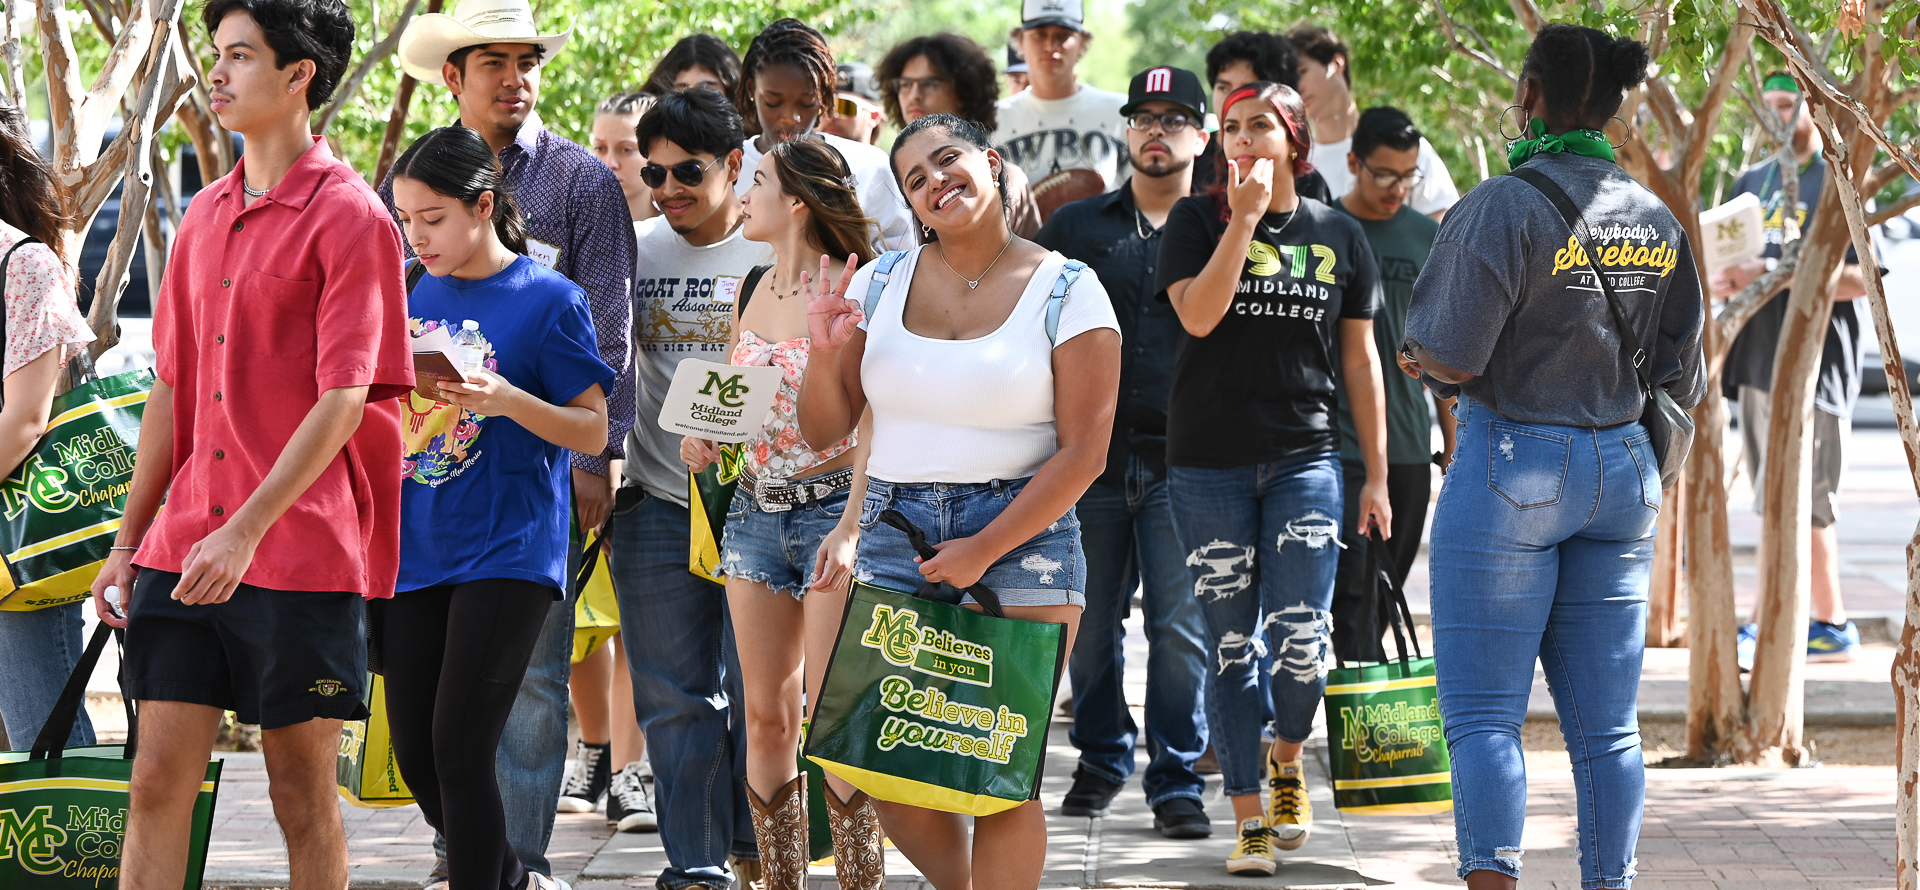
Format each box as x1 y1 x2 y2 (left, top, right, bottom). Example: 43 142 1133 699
796 113 1121 890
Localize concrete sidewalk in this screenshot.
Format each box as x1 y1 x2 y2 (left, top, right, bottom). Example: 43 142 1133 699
196 727 1897 890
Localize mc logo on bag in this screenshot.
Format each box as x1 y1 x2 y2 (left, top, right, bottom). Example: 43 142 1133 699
861 604 993 686
0 803 124 877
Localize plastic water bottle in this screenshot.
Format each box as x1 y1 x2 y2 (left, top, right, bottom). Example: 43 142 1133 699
452 320 485 377
105 584 123 619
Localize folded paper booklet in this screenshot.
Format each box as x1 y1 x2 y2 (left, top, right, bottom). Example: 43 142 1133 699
412 327 472 402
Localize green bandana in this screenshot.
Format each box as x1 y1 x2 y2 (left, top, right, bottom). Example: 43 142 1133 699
1506 118 1615 170
1762 73 1800 93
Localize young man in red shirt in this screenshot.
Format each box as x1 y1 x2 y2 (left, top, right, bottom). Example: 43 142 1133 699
90 1 415 887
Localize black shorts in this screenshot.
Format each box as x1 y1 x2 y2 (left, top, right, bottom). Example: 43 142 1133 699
121 570 370 729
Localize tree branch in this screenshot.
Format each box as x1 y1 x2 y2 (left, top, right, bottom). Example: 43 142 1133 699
1681 6 1756 184
0 0 27 106
73 0 159 167
1713 236 1801 368
314 0 422 134
1508 0 1543 35
1867 190 1920 227
1744 0 1920 185
1431 0 1516 85
36 0 89 187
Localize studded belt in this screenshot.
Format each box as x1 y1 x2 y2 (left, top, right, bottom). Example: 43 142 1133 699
740 466 855 512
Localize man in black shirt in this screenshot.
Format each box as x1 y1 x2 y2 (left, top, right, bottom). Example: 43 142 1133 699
1712 72 1868 664
1035 65 1214 840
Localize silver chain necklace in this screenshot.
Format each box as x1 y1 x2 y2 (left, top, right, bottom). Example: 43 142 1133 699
1133 206 1160 240
242 178 269 197
936 235 1014 290
1261 206 1300 238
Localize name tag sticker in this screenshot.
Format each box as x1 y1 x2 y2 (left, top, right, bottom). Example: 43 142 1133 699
713 275 742 304
656 359 782 442
526 239 561 269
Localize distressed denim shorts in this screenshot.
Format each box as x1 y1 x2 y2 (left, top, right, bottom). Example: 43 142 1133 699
719 485 851 600
854 477 1087 609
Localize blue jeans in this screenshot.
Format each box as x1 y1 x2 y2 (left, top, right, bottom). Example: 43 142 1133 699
1430 400 1657 887
609 488 752 890
0 603 95 750
855 477 1086 608
1168 454 1342 798
1067 457 1208 806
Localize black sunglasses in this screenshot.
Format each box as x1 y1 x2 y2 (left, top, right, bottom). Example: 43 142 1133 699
640 157 722 189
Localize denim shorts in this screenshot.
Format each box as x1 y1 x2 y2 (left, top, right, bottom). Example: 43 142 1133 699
719 484 851 599
854 477 1086 609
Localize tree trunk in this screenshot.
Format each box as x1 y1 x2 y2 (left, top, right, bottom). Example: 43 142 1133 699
1647 476 1686 647
1684 384 1744 760
1737 175 1850 766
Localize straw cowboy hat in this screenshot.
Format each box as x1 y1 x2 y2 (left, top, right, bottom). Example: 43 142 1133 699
397 0 572 86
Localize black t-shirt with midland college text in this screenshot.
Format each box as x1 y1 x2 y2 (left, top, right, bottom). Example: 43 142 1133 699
1155 194 1382 469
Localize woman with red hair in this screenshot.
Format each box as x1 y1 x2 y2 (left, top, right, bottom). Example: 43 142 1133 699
1156 81 1391 878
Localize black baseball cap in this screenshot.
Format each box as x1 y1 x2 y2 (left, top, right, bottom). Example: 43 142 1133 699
1004 45 1028 75
1120 66 1207 119
836 62 881 103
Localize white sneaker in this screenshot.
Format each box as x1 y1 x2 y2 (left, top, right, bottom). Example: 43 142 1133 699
607 762 658 832
526 872 572 890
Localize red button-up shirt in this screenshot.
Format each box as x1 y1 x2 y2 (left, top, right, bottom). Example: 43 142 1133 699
137 138 414 598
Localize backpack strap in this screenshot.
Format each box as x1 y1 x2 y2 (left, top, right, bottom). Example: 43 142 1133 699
739 264 773 317
1046 259 1086 346
862 250 910 322
405 258 428 294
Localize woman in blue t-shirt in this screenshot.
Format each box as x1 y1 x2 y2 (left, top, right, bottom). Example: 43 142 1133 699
384 126 616 890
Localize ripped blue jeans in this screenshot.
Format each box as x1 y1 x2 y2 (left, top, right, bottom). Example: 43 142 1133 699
1430 400 1656 888
1167 454 1342 798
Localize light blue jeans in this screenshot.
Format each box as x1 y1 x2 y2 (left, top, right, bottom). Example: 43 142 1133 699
0 602 95 750
609 488 753 890
1430 400 1658 888
1167 453 1343 798
1068 456 1209 806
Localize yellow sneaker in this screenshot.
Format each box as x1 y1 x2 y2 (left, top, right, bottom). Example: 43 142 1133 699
1267 755 1312 851
1226 817 1277 876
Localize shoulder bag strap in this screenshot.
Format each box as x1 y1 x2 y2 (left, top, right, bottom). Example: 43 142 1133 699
739 264 773 317
862 250 910 322
0 236 37 383
30 621 117 759
1047 260 1086 346
1506 168 1658 398
405 258 429 294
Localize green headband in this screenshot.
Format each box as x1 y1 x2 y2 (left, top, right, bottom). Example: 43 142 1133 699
1762 73 1800 93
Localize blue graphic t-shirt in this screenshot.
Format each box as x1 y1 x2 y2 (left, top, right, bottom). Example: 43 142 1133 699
399 255 616 594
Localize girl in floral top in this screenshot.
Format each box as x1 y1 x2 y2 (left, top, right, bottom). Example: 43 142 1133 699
0 99 97 752
678 136 881 889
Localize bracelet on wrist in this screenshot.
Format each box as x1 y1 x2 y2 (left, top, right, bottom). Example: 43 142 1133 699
110 546 138 552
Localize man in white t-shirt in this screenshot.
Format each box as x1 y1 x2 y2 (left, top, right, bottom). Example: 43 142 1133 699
1287 25 1459 220
993 0 1129 222
613 87 775 890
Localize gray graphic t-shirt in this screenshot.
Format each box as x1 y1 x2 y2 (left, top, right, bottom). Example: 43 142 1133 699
1404 153 1706 426
624 217 774 505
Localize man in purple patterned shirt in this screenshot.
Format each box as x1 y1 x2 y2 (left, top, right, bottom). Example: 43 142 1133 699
386 0 638 882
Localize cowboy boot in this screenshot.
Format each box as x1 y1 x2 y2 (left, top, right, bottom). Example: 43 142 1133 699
823 783 886 890
746 774 808 890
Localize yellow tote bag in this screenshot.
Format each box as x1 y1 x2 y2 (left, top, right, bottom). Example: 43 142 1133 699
573 535 620 663
337 672 413 808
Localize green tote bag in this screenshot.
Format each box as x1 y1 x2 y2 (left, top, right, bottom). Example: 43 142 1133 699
0 623 223 886
1323 531 1453 815
804 510 1066 817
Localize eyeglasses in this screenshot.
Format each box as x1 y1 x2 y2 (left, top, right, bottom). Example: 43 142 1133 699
639 157 723 189
1127 111 1198 133
1357 157 1425 190
889 76 950 95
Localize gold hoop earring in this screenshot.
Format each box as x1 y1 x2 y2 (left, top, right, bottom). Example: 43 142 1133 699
1498 105 1530 142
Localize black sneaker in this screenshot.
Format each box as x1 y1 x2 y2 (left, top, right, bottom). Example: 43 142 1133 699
1059 768 1124 817
1152 796 1213 839
557 740 610 813
605 762 658 832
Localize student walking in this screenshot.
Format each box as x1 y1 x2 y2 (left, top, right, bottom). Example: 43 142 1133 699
644 34 741 98
0 98 97 751
1401 25 1703 890
797 113 1120 890
1157 81 1390 877
384 125 614 890
593 91 661 224
993 0 1129 219
90 2 415 886
1328 107 1452 662
874 32 1042 237
1287 25 1459 219
733 19 916 251
1193 31 1330 203
1032 65 1214 839
391 0 638 872
681 135 883 890
615 87 772 890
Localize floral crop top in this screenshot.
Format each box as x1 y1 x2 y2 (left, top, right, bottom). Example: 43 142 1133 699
731 330 855 480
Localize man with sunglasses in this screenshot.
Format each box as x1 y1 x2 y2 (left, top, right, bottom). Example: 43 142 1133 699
617 86 771 890
1032 65 1214 840
1328 106 1451 662
1288 24 1457 220
822 61 884 145
383 0 639 883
